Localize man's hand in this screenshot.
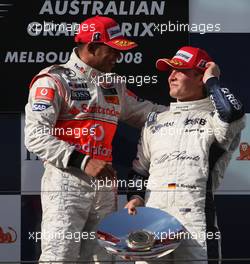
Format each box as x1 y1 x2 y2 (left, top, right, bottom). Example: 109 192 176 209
84 158 116 180
124 197 144 215
203 62 220 83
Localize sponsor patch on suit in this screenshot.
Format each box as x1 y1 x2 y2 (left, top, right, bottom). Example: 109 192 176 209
101 87 118 96
32 103 51 111
35 87 55 101
71 90 91 101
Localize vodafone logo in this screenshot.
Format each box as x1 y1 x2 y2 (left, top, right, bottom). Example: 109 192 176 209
91 124 105 141
40 88 48 96
35 87 55 101
75 143 112 159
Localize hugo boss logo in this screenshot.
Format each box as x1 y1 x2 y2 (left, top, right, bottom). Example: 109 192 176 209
71 90 91 101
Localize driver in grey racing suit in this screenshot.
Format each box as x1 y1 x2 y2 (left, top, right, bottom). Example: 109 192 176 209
125 46 245 264
24 16 166 263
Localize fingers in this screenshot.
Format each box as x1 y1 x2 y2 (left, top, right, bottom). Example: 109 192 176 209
124 204 137 215
84 158 116 179
124 202 138 215
205 61 215 68
205 62 220 73
128 206 137 215
203 61 220 83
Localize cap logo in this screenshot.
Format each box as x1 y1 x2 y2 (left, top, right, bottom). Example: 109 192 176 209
107 25 123 39
114 40 135 47
92 32 101 41
169 59 183 66
174 50 193 62
197 59 207 69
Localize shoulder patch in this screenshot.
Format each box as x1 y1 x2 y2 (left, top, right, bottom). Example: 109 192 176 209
146 112 158 127
35 87 55 101
32 103 51 112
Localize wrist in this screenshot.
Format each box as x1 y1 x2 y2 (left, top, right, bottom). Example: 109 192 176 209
68 150 90 171
204 75 217 84
205 76 220 92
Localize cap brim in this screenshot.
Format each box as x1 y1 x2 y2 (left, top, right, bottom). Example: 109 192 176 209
105 38 138 51
156 58 190 71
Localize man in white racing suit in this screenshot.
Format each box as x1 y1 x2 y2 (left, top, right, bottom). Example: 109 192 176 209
24 16 166 263
125 46 245 264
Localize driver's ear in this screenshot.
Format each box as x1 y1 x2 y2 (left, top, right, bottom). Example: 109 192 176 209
198 73 204 86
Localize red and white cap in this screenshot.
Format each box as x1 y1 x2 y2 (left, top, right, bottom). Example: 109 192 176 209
156 46 212 73
75 16 138 51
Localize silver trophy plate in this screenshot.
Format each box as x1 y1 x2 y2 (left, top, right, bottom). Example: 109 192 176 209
97 207 185 260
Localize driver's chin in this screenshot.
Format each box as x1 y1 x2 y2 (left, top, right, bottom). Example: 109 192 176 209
103 64 115 73
169 88 178 98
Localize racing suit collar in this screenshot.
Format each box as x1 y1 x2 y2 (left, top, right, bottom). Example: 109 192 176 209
66 48 105 80
170 97 214 112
